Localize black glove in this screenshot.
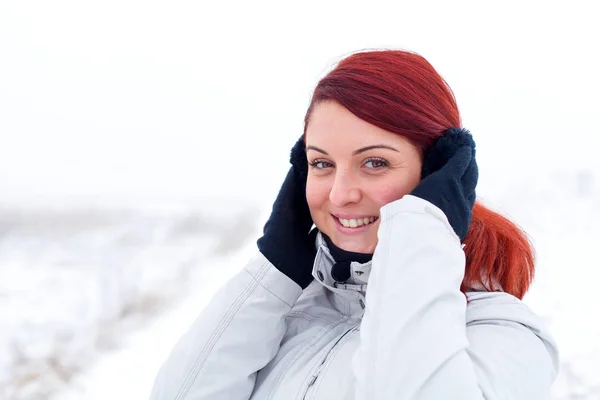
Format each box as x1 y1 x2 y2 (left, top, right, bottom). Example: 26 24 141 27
410 128 478 240
257 137 317 289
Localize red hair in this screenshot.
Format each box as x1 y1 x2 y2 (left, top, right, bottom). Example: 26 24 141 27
304 50 534 299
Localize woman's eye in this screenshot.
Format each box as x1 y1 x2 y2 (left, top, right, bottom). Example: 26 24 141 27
309 160 334 169
364 159 388 169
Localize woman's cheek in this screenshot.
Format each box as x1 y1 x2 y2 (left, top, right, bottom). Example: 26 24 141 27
305 178 329 215
369 180 414 208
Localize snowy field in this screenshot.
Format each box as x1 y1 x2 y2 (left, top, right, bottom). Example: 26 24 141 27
0 167 598 399
0 199 259 400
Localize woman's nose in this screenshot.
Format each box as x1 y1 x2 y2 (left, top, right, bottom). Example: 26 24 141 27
329 172 362 206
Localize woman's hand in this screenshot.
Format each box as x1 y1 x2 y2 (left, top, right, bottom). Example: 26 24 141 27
410 128 478 240
257 137 317 289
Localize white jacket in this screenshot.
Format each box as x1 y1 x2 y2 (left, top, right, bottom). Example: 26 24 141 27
149 195 559 399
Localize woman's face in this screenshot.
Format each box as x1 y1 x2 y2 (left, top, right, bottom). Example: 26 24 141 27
305 101 423 254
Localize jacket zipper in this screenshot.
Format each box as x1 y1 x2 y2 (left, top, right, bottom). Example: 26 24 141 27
303 326 358 399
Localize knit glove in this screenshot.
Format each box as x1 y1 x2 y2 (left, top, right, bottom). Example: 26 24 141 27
410 128 478 241
256 137 318 289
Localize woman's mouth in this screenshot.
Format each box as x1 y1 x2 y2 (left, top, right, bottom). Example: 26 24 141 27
332 214 379 233
337 216 377 228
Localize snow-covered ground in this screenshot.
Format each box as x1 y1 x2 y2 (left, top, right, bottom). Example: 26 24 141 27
52 236 261 400
0 199 259 400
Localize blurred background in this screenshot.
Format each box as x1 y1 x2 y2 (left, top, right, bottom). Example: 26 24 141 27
0 1 598 399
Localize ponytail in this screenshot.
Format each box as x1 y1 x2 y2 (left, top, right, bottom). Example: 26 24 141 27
462 202 535 299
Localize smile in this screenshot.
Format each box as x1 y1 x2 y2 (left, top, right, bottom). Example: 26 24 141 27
333 215 379 229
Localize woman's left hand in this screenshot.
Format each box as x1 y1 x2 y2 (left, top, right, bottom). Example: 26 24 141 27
410 128 478 240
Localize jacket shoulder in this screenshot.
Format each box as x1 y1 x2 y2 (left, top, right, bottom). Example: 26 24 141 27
465 290 556 350
465 291 560 398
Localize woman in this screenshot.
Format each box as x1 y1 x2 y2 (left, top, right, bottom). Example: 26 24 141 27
150 50 559 399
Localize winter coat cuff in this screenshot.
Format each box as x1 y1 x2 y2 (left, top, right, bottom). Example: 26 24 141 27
379 195 461 243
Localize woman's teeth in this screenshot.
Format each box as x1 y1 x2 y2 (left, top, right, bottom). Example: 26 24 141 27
338 217 377 228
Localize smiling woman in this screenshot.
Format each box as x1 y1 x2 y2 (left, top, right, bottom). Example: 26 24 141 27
149 50 559 400
301 52 535 298
305 101 423 254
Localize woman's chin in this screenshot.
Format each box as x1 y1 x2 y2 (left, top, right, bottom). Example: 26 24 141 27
332 236 376 254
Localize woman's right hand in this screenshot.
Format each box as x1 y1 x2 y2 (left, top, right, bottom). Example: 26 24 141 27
257 137 317 289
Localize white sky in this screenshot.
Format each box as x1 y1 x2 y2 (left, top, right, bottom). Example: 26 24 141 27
0 1 598 206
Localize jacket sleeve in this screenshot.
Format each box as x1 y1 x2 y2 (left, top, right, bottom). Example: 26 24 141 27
149 253 302 400
351 195 559 400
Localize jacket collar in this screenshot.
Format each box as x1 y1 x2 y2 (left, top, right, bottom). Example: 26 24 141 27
310 232 372 316
309 231 504 316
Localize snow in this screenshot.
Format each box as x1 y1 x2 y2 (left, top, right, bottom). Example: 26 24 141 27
0 199 260 400
53 239 260 400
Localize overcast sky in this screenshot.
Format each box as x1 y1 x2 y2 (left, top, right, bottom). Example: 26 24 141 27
0 1 598 206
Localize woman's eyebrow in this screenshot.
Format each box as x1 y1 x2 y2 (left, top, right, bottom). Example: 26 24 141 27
306 145 329 155
352 145 399 155
306 144 400 156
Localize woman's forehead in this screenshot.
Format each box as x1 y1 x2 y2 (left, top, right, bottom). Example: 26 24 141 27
306 102 417 155
308 103 390 140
